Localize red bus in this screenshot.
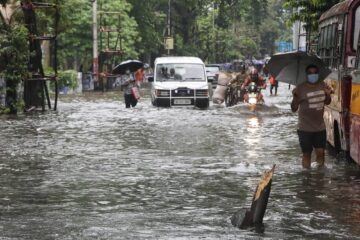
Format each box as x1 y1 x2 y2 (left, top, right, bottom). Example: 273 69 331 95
318 0 360 165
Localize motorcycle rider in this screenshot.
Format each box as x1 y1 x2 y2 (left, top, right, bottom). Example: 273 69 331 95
241 67 266 103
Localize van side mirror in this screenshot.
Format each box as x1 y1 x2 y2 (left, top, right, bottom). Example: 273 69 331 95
148 76 154 82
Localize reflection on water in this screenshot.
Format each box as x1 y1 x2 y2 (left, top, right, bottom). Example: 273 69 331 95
244 116 261 159
0 83 359 239
248 116 260 129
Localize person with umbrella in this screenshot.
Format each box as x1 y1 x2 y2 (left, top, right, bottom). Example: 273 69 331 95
291 64 332 168
121 68 139 108
113 60 143 108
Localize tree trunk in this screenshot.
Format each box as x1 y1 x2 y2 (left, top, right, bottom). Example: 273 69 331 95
21 1 45 110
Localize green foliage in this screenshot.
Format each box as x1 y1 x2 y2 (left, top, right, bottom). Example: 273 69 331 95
100 0 139 59
57 0 139 70
56 0 92 70
49 70 78 91
0 23 29 114
283 0 341 31
6 97 25 114
171 0 285 60
240 37 259 58
0 25 29 74
0 0 294 107
58 70 78 89
10 0 289 70
127 0 172 60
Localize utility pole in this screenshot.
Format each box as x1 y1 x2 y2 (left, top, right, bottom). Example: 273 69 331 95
212 2 215 30
92 0 98 83
167 0 171 55
212 2 216 63
164 0 174 55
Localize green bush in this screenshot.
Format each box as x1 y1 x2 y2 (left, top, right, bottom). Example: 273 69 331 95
49 70 78 91
0 24 30 114
58 70 78 90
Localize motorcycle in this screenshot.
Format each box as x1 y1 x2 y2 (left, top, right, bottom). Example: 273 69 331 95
244 82 264 110
224 83 239 107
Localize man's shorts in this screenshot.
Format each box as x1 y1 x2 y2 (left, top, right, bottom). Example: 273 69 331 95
297 130 327 153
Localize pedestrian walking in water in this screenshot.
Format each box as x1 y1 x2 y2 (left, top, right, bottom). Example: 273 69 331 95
291 65 332 168
269 75 278 96
135 67 144 83
122 69 140 108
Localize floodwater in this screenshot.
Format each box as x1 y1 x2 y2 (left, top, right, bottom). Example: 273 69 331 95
1 83 360 240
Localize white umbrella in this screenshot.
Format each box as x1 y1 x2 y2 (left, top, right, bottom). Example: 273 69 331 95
267 51 331 85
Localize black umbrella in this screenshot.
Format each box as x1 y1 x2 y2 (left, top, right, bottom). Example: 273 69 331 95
112 60 144 74
267 51 331 85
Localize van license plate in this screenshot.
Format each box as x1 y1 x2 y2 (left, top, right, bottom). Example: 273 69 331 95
174 99 191 105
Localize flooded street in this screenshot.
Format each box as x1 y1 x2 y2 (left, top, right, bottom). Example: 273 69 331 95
1 83 360 239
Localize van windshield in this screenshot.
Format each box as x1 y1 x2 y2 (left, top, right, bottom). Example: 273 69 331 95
156 63 206 82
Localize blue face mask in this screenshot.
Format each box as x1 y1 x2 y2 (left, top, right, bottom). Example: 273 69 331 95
307 74 319 84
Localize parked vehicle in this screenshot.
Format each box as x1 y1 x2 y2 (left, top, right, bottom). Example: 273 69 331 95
318 0 360 164
148 56 209 108
205 64 221 88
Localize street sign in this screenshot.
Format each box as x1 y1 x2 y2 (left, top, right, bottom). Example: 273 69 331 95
275 41 293 53
164 37 174 50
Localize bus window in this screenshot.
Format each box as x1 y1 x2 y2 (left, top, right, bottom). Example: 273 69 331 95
331 24 337 47
320 27 325 48
331 24 338 68
325 25 330 48
353 6 360 51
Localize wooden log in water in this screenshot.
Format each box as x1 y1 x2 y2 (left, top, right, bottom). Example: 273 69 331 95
231 164 275 233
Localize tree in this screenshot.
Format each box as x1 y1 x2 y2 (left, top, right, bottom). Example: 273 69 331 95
284 0 341 32
0 0 295 114
123 0 284 63
56 0 93 70
57 0 139 70
0 1 29 113
127 0 168 63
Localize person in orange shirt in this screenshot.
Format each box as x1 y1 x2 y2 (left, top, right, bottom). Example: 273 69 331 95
135 68 144 83
269 75 278 96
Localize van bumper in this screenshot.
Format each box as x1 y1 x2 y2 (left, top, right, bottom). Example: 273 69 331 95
153 97 209 108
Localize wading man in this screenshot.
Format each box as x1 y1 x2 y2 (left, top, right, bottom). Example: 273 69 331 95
291 65 332 168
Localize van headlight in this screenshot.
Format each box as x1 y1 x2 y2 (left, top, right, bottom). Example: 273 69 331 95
156 89 170 97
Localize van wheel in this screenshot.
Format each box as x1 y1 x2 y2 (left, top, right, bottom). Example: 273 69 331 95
195 101 209 109
151 99 157 107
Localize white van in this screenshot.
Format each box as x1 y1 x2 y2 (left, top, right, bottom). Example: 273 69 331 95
149 56 209 108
